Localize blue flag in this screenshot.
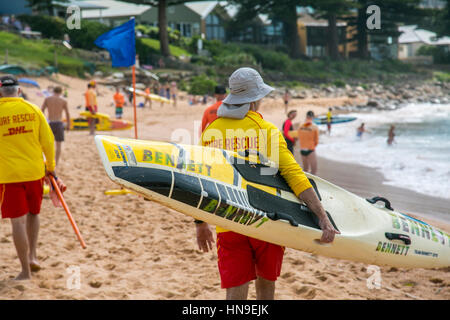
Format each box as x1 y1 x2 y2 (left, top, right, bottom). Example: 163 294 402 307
94 18 136 67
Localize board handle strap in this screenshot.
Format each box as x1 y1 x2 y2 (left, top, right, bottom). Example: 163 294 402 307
385 232 411 245
266 212 299 227
366 196 394 211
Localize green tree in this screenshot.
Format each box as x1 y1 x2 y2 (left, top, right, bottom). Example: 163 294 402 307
229 0 311 59
121 0 208 57
311 0 354 60
345 0 425 59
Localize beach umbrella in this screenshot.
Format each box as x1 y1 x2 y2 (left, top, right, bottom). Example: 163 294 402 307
18 78 40 88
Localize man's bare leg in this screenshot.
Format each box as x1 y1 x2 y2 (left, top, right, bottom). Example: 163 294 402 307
309 152 318 175
55 141 61 166
27 213 40 271
226 282 249 300
11 216 31 280
255 277 275 300
89 119 95 136
301 156 310 173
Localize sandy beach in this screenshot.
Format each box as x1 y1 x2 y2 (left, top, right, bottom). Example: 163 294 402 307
0 74 448 300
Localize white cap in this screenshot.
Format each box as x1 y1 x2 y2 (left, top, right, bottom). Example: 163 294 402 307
223 67 274 105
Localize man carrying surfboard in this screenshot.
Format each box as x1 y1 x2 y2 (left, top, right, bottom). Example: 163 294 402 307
196 68 339 300
0 75 56 280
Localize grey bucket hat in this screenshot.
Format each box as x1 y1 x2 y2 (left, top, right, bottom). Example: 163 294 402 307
222 67 274 105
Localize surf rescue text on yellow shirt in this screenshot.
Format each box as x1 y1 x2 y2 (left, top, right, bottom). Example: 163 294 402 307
201 110 312 233
0 97 55 183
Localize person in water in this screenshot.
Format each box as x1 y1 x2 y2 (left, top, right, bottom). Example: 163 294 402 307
357 123 368 139
297 110 319 175
387 125 396 145
282 110 297 154
326 107 332 136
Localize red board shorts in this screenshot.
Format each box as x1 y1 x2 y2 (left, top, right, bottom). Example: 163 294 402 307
216 231 285 289
0 178 44 219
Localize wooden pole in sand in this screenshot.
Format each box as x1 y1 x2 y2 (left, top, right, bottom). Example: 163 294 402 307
49 176 86 249
132 65 137 139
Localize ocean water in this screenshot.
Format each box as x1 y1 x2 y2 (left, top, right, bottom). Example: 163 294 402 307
317 103 450 200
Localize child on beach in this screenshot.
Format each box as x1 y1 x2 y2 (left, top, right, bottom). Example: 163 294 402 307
113 87 125 119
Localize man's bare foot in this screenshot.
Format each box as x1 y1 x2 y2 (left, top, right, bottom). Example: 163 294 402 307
15 271 31 280
30 261 41 272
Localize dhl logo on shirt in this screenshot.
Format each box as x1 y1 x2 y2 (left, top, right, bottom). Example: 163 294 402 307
3 126 33 136
1 113 36 137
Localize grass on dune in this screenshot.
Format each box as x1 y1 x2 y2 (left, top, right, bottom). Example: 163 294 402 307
139 38 191 58
0 31 88 76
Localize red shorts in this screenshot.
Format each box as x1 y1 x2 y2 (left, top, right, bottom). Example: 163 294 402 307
0 178 44 219
216 231 285 289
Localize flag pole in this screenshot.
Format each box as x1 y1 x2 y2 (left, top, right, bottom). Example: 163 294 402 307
132 65 137 139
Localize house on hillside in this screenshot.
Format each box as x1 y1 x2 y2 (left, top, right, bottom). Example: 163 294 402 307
398 25 450 61
297 13 348 58
140 1 283 44
79 0 151 27
51 1 108 19
50 0 152 27
140 1 228 40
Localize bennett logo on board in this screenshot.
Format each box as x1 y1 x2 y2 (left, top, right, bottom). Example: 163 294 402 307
389 213 449 247
376 241 410 256
142 149 212 176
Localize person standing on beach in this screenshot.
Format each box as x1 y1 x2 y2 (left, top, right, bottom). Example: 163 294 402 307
113 87 125 119
297 111 319 175
0 75 56 280
283 89 291 114
326 107 332 135
171 81 178 108
41 86 70 166
282 110 297 154
85 81 98 135
200 85 227 133
387 125 396 146
196 68 339 300
143 86 152 109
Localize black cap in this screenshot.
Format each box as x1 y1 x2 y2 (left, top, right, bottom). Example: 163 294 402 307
0 75 19 87
306 110 315 118
214 85 226 95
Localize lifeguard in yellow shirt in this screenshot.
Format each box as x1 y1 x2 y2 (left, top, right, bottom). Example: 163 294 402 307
0 75 56 280
196 68 339 300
